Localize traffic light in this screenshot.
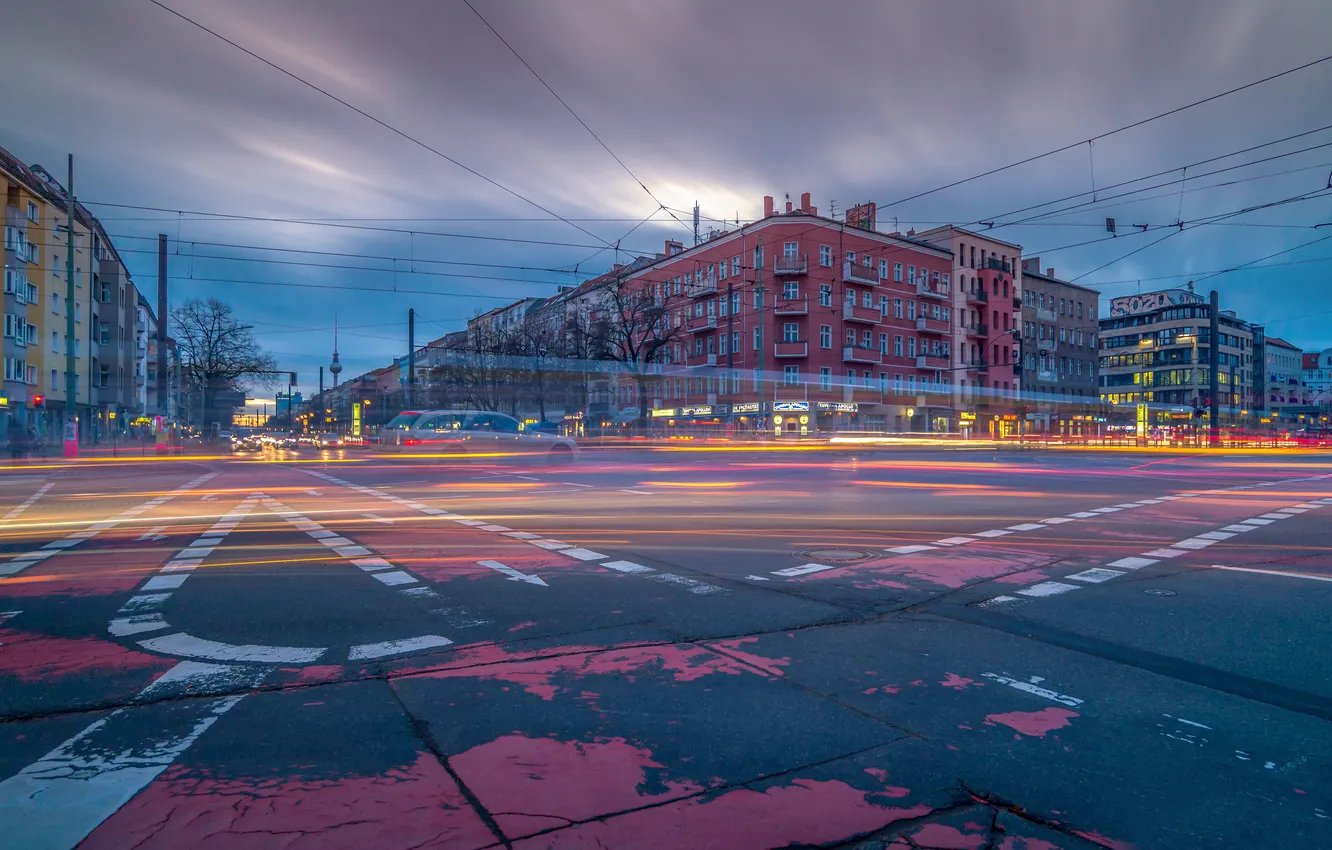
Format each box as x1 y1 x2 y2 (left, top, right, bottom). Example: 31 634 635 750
32 394 45 408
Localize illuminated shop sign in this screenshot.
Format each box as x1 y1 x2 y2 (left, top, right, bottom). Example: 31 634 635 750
815 402 857 412
731 402 761 413
772 401 809 412
650 408 676 418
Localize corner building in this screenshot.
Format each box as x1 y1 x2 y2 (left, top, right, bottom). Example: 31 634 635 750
575 193 959 433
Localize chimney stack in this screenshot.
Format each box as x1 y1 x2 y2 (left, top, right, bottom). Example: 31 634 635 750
800 192 811 212
763 195 774 217
1046 268 1054 277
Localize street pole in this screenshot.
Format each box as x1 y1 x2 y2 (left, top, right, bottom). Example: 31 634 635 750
63 156 78 456
1209 290 1221 446
407 308 415 409
754 237 766 432
156 234 168 417
726 279 734 431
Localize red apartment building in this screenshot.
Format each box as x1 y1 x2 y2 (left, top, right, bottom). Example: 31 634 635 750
550 193 963 434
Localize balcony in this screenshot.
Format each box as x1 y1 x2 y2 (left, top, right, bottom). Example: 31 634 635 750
773 295 809 315
774 255 808 275
843 302 881 324
964 322 988 338
842 261 880 286
916 316 948 335
688 277 718 298
843 345 882 365
917 279 948 300
1036 307 1057 322
773 341 808 358
983 257 1012 274
1037 338 1056 352
965 288 988 305
686 314 719 333
686 352 718 367
916 353 948 369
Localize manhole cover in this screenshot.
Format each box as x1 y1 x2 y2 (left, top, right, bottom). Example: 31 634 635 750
1144 589 1177 596
797 547 874 564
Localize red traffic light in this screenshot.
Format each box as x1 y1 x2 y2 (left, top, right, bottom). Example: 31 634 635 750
32 394 44 407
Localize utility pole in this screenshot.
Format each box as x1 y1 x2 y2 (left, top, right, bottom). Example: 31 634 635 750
754 237 767 416
725 278 734 422
407 308 416 408
156 233 168 417
1209 289 1221 446
62 156 78 455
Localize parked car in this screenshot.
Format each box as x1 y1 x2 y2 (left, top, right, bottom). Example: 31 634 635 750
380 410 577 463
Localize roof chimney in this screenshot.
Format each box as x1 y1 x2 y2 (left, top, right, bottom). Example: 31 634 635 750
800 192 811 212
785 193 793 213
763 195 774 217
1046 268 1054 277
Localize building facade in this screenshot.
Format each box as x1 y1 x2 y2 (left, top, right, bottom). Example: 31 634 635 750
3 152 41 441
1263 336 1306 413
1017 258 1100 433
916 226 1023 436
1098 288 1256 425
1305 349 1332 406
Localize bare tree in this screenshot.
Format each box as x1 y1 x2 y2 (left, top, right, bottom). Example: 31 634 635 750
587 273 686 430
171 298 277 432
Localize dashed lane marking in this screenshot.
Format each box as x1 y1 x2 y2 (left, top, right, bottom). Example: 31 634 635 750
1017 581 1080 598
1067 568 1126 583
0 472 218 577
348 635 454 661
1107 556 1158 570
1 482 53 522
981 673 1084 707
772 563 837 577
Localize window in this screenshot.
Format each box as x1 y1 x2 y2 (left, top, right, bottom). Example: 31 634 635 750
753 327 760 350
51 331 58 352
707 335 716 354
907 266 916 285
907 375 916 394
75 303 82 322
753 247 763 270
783 322 799 343
893 262 903 282
819 245 832 267
907 338 917 357
27 201 39 223
732 257 740 277
51 369 58 389
1059 327 1066 343
811 283 828 307
753 289 762 309
718 334 728 356
879 372 888 392
1060 298 1066 315
819 325 832 348
845 328 855 345
879 259 888 280
941 273 949 287
863 329 872 347
707 263 715 280
718 296 727 317
732 331 740 353
846 251 855 264
695 338 703 355
879 332 889 354
845 288 856 305
820 367 832 391
906 302 916 321
783 241 798 259
783 281 799 299
893 299 903 319
941 306 950 322
719 261 727 281
862 291 873 309
879 295 889 315
1076 302 1083 319
783 365 799 385
894 335 903 356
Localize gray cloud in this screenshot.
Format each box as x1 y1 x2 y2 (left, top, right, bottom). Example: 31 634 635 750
2 0 1329 387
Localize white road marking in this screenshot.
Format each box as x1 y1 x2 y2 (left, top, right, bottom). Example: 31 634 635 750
1007 523 1047 532
529 539 571 550
772 563 836 577
646 572 725 594
0 680 248 849
502 531 541 539
601 560 655 574
1067 512 1098 518
1220 524 1258 533
1213 565 1332 584
886 545 936 554
1067 568 1126 583
1240 518 1275 525
936 536 977 546
478 524 511 532
1172 538 1217 550
973 529 1013 538
372 571 418 586
1017 581 1080 598
1256 513 1291 520
745 575 771 581
1142 548 1189 558
981 673 1084 707
140 632 325 664
978 596 1020 607
456 519 488 526
1107 556 1158 570
1090 507 1122 514
332 546 373 558
1 482 54 522
1196 531 1236 541
477 559 548 586
1276 507 1309 514
363 514 394 524
557 547 607 561
619 489 654 495
142 575 188 591
351 557 393 572
108 614 169 636
1041 517 1075 525
348 635 453 661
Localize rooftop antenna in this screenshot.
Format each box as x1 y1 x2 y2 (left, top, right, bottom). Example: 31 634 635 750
693 201 700 246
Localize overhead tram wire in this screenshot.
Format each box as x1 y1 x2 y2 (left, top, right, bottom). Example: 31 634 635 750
461 0 694 240
872 51 1332 211
147 0 614 249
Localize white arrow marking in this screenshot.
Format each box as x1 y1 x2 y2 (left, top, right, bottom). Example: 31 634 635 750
478 559 548 586
137 526 168 542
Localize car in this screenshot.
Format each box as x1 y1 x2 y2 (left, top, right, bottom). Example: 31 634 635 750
316 434 345 449
380 409 578 463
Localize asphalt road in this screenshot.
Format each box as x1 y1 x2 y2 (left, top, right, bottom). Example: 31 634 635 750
1 444 1329 849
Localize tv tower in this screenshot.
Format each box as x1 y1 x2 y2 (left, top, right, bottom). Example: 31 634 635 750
329 314 343 386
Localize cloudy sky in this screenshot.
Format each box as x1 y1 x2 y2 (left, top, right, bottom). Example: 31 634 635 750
3 0 1330 390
